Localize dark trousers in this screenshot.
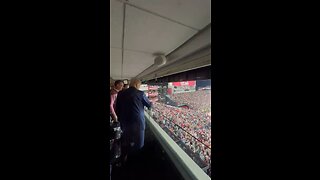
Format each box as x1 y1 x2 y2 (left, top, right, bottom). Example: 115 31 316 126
110 164 112 180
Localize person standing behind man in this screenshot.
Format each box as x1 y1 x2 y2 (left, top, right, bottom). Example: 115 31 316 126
117 84 129 97
110 80 124 122
116 79 152 160
123 84 129 90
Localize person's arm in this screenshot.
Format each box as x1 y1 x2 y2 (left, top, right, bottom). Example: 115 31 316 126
110 93 118 121
142 93 152 109
115 92 124 121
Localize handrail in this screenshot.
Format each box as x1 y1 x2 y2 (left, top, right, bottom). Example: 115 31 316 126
145 111 211 180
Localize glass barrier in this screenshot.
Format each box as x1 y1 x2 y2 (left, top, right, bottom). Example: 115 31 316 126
145 80 211 177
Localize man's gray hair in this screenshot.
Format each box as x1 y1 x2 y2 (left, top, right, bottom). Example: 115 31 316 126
129 78 141 88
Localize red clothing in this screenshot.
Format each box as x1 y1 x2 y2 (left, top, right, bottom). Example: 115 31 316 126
110 88 119 119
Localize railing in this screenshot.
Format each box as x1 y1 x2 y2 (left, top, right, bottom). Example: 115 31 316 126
151 111 211 174
144 110 211 180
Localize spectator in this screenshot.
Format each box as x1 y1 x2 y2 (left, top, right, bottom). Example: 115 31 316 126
123 84 129 90
110 80 124 122
116 78 152 162
117 84 129 97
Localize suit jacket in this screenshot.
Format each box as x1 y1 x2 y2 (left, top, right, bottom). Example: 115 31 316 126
116 87 152 131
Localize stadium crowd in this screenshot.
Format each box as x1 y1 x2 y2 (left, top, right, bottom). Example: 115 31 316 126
170 90 211 114
150 90 211 166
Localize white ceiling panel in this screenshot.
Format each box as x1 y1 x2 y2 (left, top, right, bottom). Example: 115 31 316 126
110 0 123 48
110 48 122 78
122 50 154 78
110 0 211 79
124 5 198 54
129 0 211 30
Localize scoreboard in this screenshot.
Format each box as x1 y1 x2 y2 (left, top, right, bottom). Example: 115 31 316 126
168 81 196 94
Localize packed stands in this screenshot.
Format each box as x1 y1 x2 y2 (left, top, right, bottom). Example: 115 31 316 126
148 89 211 174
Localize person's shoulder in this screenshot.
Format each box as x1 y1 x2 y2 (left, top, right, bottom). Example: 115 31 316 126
110 89 117 95
117 90 123 96
119 89 126 93
137 90 145 95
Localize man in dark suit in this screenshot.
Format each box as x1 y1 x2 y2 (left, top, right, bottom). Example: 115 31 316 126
116 78 152 162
